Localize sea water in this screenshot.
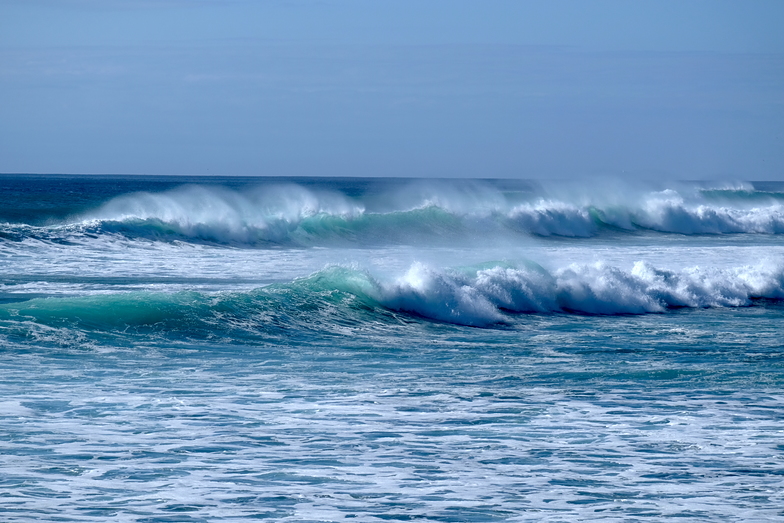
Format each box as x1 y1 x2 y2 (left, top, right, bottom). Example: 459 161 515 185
0 174 782 522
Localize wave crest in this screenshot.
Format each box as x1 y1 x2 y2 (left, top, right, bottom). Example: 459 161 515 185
633 191 784 234
374 260 784 325
2 261 783 334
89 184 364 244
5 182 784 246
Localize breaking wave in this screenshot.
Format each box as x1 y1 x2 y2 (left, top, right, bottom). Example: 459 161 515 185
375 260 784 325
2 260 783 335
2 182 784 246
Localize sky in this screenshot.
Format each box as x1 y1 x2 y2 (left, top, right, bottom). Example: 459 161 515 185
1 0 783 179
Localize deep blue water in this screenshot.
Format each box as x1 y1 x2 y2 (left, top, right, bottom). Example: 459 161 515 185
1 174 783 521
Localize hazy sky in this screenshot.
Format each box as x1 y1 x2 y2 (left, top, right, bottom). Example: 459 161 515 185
1 0 783 179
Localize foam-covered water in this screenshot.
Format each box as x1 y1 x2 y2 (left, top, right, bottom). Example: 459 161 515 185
1 175 783 521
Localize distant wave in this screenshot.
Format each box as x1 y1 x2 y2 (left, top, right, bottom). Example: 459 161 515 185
2 261 783 335
629 189 784 234
2 183 784 246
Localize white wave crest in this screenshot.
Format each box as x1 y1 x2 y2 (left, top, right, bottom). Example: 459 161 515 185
87 185 364 243
632 191 784 234
374 261 784 326
69 182 784 244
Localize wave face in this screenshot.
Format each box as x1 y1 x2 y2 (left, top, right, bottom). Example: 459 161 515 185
90 184 366 245
2 178 784 246
2 261 783 338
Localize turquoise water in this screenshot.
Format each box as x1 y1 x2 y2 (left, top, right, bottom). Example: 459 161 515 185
1 175 783 521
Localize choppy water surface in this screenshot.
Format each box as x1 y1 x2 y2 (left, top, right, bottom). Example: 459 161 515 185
1 175 783 521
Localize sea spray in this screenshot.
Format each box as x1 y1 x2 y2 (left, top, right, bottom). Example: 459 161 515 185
6 181 783 246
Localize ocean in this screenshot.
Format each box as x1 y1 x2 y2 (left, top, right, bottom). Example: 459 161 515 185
1 174 782 522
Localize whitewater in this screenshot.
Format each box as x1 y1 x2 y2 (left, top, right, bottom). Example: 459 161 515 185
1 174 783 522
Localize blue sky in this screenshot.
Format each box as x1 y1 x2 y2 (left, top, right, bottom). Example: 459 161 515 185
1 0 783 178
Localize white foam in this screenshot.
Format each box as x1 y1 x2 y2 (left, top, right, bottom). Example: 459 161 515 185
634 197 784 234
374 260 784 325
379 263 505 326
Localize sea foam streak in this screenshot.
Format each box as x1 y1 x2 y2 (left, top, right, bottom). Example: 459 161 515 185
2 261 783 334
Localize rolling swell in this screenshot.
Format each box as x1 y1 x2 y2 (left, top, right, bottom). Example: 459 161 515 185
2 261 783 341
0 271 382 347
